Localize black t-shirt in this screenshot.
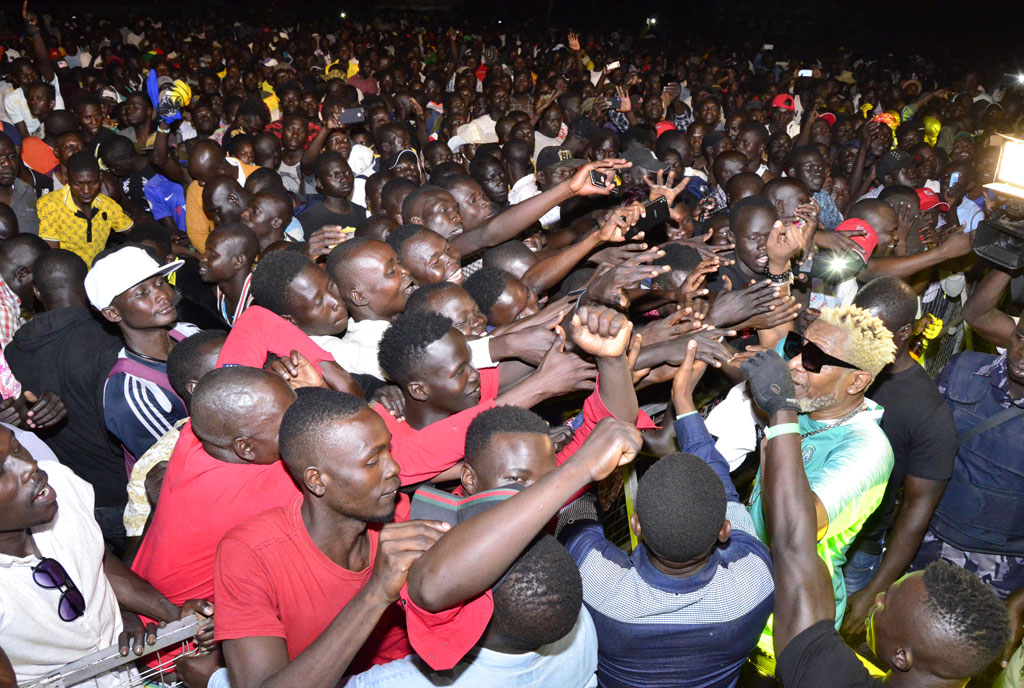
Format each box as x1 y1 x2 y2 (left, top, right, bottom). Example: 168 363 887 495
122 162 158 211
854 363 958 548
777 620 883 688
297 201 368 240
4 307 126 508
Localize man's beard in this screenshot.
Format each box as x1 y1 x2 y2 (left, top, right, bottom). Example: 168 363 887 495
796 377 841 414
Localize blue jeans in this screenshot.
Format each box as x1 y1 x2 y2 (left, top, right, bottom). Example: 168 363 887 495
843 548 882 594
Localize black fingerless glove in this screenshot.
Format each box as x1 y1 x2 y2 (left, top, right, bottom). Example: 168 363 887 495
740 350 800 416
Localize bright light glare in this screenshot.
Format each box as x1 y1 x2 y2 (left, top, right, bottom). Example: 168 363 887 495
647 17 657 25
340 11 347 18
996 138 1024 186
827 255 853 274
1018 73 1024 84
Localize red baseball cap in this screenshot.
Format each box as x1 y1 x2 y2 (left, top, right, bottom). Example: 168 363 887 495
655 121 677 138
916 187 950 213
771 94 795 111
835 218 879 263
819 112 837 127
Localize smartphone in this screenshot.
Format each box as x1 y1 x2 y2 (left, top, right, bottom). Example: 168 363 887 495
605 61 620 71
949 171 961 187
335 107 366 125
626 196 670 244
608 96 622 110
798 69 813 78
763 43 774 51
589 170 609 189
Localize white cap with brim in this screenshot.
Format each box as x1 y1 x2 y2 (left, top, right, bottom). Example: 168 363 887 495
85 246 184 311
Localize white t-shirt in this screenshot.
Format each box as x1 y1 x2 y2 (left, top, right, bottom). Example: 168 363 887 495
312 318 391 379
0 461 129 687
5 74 65 134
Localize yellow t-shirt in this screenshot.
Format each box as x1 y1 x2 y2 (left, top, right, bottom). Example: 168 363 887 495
37 187 133 266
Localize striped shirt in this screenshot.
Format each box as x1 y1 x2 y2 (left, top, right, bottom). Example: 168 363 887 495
558 413 774 688
102 323 198 464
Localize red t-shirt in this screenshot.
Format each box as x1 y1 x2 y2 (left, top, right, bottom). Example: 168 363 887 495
130 423 300 604
373 366 501 485
213 494 491 673
216 305 333 372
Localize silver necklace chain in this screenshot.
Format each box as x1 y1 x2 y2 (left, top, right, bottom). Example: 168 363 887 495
801 404 866 439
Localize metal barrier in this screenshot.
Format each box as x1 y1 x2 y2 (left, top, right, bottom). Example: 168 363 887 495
25 615 204 688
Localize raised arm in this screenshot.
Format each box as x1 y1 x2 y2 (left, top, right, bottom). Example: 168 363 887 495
861 229 973 281
407 417 642 612
451 159 628 257
741 350 836 654
21 2 55 83
962 264 1016 348
569 304 639 423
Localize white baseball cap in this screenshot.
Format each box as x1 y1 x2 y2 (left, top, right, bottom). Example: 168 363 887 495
85 246 184 311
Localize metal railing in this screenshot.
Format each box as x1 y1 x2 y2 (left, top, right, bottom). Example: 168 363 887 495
25 615 204 688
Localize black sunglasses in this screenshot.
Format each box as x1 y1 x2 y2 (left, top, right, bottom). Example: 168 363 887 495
783 331 858 374
33 557 86 622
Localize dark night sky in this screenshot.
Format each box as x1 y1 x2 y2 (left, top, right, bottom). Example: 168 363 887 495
8 0 1024 66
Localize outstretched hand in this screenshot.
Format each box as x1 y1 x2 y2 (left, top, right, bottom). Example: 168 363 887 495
570 305 633 358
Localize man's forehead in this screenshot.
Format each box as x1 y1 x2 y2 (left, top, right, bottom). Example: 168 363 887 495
806 319 846 354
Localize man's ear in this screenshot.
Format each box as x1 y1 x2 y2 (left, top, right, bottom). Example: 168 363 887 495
629 512 643 540
408 213 423 225
348 288 369 308
100 305 123 324
32 285 42 305
786 166 797 178
233 436 256 462
896 322 913 346
230 253 248 270
848 370 873 396
460 462 478 495
185 379 199 397
718 519 732 544
271 216 284 230
304 466 326 496
407 379 429 403
889 644 913 673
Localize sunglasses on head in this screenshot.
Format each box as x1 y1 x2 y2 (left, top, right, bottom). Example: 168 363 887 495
783 331 858 374
33 557 86 622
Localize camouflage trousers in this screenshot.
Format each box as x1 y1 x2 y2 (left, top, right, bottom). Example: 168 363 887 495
910 529 1024 600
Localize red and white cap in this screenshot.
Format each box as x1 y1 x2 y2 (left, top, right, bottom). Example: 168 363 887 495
916 187 950 213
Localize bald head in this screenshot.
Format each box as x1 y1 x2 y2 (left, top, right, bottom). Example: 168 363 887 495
726 172 764 207
848 198 898 253
190 367 297 463
763 177 811 218
203 176 250 227
0 234 49 304
188 140 228 182
713 150 748 187
32 249 87 310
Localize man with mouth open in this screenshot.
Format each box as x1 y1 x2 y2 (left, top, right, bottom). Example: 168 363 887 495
0 424 214 687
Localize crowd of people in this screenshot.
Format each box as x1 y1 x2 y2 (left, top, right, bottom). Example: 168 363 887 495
2 5 1024 688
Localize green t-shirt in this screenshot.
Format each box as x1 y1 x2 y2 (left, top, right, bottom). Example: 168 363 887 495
749 401 894 658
